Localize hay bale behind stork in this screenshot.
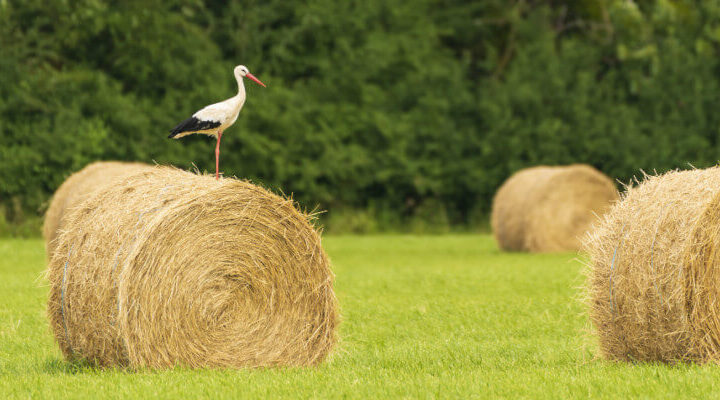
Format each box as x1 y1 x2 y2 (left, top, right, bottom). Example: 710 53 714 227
491 164 618 252
584 167 720 363
43 161 154 259
47 166 339 369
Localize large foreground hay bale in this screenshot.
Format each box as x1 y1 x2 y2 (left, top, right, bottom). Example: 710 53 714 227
47 166 338 369
585 167 720 363
43 161 153 258
491 164 618 252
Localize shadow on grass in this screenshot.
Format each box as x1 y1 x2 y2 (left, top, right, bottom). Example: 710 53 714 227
38 357 316 377
39 357 232 376
41 358 126 375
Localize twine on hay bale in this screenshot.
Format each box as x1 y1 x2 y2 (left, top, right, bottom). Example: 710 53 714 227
584 167 720 363
46 166 339 369
491 164 618 252
43 161 153 259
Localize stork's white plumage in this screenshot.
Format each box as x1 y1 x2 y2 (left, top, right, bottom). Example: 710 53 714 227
169 65 266 179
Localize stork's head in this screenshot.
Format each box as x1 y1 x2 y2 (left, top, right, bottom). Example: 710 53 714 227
234 65 266 87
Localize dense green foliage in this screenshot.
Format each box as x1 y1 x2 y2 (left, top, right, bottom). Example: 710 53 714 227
2 0 720 234
4 235 720 398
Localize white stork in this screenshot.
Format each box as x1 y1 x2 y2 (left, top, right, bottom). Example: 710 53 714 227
169 65 266 179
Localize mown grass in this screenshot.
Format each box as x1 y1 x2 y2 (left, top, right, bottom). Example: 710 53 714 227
1 235 719 399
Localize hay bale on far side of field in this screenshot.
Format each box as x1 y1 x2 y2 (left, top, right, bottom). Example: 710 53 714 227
47 166 339 369
585 167 720 363
491 164 618 252
43 161 153 258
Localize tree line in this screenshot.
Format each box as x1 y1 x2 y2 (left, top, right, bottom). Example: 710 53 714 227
2 0 719 234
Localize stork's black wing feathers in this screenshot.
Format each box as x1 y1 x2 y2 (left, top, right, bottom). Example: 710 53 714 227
168 117 221 138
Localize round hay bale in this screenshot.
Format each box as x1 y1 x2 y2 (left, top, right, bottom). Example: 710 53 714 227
47 166 338 369
43 161 153 258
491 164 618 252
585 167 720 363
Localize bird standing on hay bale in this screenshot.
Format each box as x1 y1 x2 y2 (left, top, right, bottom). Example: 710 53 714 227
169 65 266 180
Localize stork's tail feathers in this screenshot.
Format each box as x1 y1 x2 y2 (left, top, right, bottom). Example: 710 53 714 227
169 116 221 139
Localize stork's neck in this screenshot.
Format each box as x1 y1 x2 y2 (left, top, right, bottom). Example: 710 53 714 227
236 76 246 99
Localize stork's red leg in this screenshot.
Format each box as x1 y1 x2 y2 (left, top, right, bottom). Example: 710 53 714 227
215 130 223 180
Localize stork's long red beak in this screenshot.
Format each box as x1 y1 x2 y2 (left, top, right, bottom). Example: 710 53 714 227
246 73 266 88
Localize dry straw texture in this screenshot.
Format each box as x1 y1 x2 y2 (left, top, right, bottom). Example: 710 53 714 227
491 164 618 252
585 167 720 363
47 166 339 369
43 161 153 258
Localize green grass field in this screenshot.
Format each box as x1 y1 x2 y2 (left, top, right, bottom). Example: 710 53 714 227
2 235 720 399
